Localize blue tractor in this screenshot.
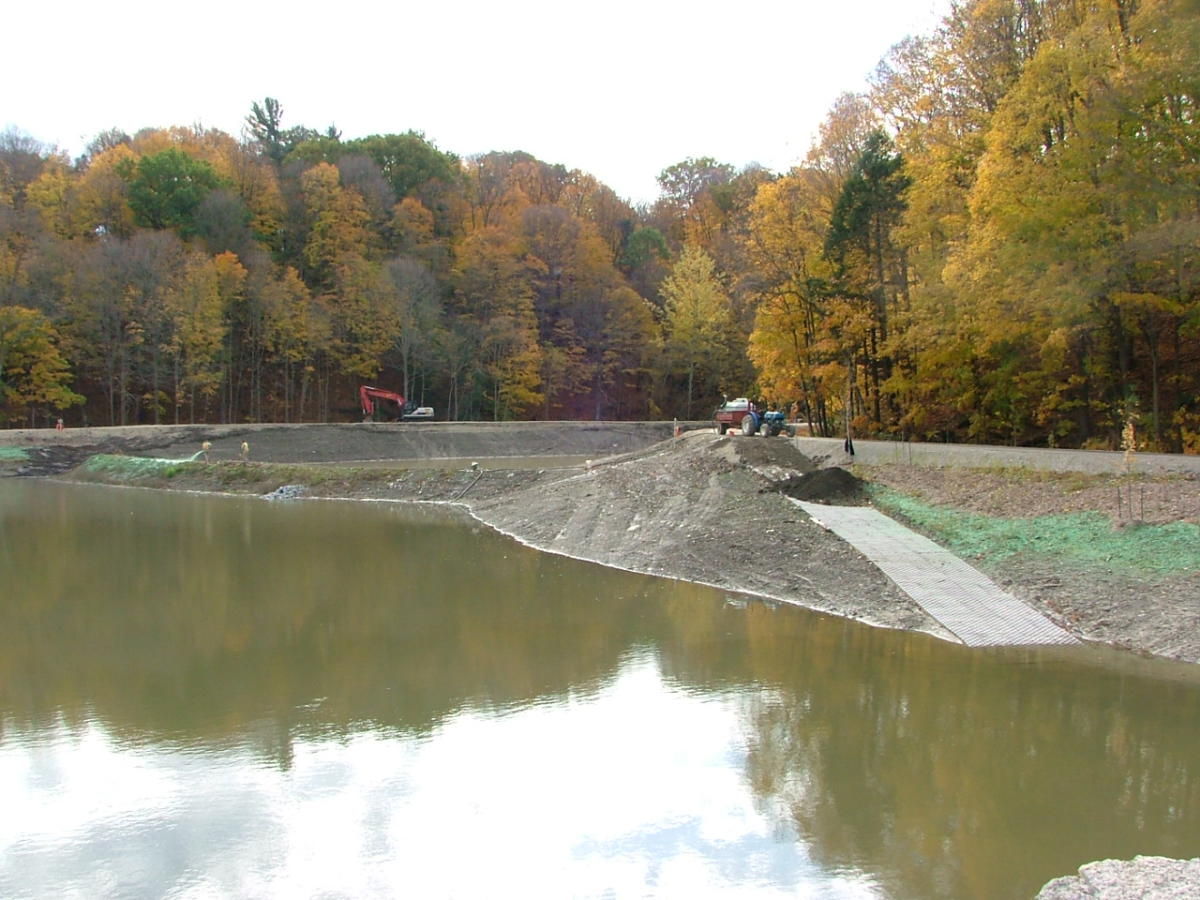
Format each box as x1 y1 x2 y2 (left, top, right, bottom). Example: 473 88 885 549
713 398 796 436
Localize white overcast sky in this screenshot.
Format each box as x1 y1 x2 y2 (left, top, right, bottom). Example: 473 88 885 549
6 0 950 205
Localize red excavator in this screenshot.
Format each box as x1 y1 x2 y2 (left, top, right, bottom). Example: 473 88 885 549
359 386 434 422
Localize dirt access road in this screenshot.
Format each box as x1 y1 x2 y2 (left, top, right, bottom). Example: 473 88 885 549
5 421 1199 665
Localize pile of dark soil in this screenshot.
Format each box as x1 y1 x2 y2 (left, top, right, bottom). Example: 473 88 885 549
771 467 869 505
729 435 816 472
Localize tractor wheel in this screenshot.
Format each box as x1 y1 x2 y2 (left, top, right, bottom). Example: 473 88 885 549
716 421 728 435
741 414 758 436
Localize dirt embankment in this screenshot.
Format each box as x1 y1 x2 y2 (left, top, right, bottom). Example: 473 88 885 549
5 422 1199 663
466 432 943 636
0 421 678 475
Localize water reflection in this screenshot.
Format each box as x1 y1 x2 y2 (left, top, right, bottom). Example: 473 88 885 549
2 481 1199 898
3 656 872 899
0 482 655 757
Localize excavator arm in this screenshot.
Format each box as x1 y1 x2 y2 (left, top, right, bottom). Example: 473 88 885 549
359 386 434 422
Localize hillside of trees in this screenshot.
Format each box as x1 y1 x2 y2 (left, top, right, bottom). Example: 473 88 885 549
1 0 1196 451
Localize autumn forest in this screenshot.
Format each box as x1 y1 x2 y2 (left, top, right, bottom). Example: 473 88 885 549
1 0 1197 451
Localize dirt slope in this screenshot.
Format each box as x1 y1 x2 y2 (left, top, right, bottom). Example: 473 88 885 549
470 431 945 636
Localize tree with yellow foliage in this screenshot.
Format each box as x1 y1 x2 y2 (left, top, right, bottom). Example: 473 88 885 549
452 226 542 419
661 245 737 419
0 305 82 425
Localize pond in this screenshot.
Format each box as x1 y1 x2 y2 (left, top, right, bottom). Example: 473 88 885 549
1 480 1198 898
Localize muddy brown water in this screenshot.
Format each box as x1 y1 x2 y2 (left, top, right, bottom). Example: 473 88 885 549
2 480 1199 899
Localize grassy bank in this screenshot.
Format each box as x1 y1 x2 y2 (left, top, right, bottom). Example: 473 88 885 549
868 485 1200 576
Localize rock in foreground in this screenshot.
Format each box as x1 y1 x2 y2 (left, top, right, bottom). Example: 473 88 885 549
1036 856 1200 899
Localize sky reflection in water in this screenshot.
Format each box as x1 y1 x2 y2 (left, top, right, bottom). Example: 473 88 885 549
3 653 878 899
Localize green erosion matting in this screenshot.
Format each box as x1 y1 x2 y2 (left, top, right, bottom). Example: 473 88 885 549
870 487 1200 575
0 447 30 461
79 452 203 478
792 500 1079 648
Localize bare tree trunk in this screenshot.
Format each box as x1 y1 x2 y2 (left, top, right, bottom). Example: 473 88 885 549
150 348 160 425
283 359 292 424
298 364 310 424
845 351 856 456
173 356 182 425
686 360 695 420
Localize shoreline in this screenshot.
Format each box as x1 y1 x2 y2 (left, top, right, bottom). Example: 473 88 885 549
4 422 1198 666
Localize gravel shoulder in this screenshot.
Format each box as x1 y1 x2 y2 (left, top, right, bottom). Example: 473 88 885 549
4 422 1198 664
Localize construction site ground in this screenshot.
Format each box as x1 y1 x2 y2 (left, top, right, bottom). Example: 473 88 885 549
4 421 1199 666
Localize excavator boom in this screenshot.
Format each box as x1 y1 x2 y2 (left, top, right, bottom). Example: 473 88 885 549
359 386 434 422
